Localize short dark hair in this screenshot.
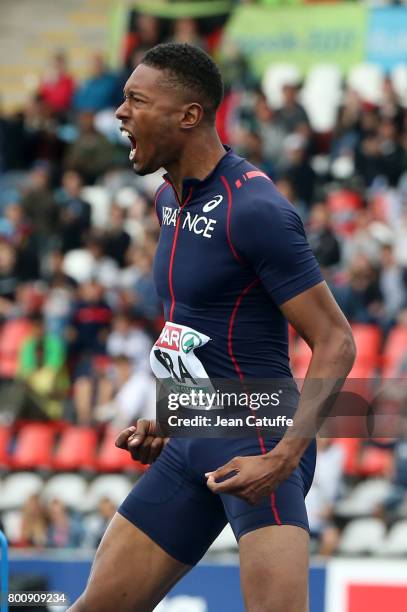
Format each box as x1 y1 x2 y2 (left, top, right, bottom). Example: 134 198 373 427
142 43 223 121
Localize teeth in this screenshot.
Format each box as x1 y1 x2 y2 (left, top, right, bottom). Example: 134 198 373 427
129 149 136 161
121 130 131 140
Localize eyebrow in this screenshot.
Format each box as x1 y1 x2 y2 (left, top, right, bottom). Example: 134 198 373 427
123 88 148 98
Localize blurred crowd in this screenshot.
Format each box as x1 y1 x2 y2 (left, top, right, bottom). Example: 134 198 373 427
0 11 407 553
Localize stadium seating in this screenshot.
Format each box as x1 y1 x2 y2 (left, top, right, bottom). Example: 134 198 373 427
378 520 407 557
291 323 383 380
336 479 391 518
291 337 312 379
351 324 382 365
62 249 95 284
301 64 342 132
1 510 23 544
357 445 393 478
347 63 384 105
80 185 110 228
0 319 34 378
348 324 383 378
0 425 11 469
391 64 407 106
42 473 88 511
261 63 301 108
84 474 133 511
12 423 55 470
0 472 44 511
338 518 386 556
382 325 407 377
53 425 98 471
96 425 146 473
208 524 237 554
335 438 361 478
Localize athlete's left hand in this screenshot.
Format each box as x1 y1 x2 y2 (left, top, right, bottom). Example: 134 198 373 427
205 447 300 505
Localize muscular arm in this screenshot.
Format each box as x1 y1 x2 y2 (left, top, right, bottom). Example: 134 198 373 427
277 280 356 456
207 282 356 503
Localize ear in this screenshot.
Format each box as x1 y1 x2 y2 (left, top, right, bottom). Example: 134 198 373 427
180 103 204 130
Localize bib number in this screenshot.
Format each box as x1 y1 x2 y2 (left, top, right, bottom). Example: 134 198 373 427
150 322 211 389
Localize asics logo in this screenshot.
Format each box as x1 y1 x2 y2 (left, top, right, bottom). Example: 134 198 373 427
203 195 223 213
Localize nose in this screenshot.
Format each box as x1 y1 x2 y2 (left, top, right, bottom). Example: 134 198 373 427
115 99 129 121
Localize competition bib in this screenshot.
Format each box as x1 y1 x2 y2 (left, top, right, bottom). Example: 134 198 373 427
150 322 211 390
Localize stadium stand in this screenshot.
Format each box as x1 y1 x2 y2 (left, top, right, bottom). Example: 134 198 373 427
0 2 406 563
337 518 386 556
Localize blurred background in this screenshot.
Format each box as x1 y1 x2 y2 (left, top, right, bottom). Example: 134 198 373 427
0 0 407 610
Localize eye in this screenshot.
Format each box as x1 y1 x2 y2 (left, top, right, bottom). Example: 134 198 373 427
124 93 144 104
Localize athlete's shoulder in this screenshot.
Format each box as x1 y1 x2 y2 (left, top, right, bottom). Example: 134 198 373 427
224 159 298 228
222 156 285 207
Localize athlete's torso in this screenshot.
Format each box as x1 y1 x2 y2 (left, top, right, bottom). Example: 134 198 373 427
153 147 322 380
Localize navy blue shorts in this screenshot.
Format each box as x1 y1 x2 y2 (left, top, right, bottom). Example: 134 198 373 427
118 436 316 566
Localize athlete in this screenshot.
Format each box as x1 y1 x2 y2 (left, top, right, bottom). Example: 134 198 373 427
69 43 355 612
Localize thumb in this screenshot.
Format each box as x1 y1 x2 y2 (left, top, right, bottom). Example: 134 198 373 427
115 426 136 449
128 419 150 447
206 459 239 483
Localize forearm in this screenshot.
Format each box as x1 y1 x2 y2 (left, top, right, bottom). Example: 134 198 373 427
276 328 356 459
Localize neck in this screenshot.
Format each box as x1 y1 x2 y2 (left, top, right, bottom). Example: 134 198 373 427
164 128 226 202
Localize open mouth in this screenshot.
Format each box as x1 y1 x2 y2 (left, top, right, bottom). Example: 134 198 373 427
120 128 137 161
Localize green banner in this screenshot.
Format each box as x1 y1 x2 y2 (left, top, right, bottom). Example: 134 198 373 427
133 0 232 18
227 4 367 76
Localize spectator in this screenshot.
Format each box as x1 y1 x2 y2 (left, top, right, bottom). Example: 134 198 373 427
0 110 34 171
376 419 407 522
64 111 114 184
69 280 112 362
21 163 60 254
123 14 161 68
9 494 48 548
170 18 206 49
378 118 406 186
3 201 39 280
18 313 68 418
0 241 21 311
106 310 151 371
122 248 161 321
103 204 131 268
74 53 118 113
56 170 92 252
331 97 360 161
280 134 316 206
306 438 345 556
94 354 155 428
38 51 75 116
379 244 407 326
83 497 116 548
42 250 76 336
23 95 65 165
274 176 307 220
308 203 341 272
275 83 309 134
333 254 384 324
69 280 112 423
46 498 84 548
253 92 286 169
86 234 119 289
235 130 274 178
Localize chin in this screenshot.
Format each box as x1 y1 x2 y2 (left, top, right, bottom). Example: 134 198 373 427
133 160 160 177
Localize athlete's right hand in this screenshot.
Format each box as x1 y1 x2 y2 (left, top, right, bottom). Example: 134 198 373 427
115 420 167 465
